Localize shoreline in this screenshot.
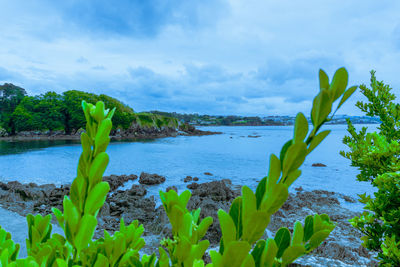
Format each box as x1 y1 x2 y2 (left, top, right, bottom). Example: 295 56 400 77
0 173 377 266
0 128 221 142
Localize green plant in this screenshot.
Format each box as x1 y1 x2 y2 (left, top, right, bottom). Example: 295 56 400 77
341 70 400 265
0 67 356 266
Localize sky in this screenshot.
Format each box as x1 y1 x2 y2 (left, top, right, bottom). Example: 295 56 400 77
0 0 399 116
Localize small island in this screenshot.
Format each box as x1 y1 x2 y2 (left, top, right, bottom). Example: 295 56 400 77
0 83 219 140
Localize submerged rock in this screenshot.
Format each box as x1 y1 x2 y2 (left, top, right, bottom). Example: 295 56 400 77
312 163 327 167
183 176 192 183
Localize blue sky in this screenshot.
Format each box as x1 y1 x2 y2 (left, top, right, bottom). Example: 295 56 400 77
0 0 399 115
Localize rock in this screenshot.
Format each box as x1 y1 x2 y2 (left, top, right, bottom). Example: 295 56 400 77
247 135 261 138
184 176 192 183
103 174 138 191
191 180 236 202
139 172 166 185
127 184 147 196
312 163 327 167
166 186 178 193
204 172 213 176
0 126 8 137
187 182 198 189
193 177 199 181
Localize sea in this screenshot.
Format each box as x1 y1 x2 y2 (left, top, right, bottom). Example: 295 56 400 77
0 124 377 256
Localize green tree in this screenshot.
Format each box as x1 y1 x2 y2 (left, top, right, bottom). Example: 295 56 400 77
11 92 65 132
0 83 27 133
341 70 400 265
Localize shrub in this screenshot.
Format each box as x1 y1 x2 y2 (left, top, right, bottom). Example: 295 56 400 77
341 70 400 265
0 67 355 266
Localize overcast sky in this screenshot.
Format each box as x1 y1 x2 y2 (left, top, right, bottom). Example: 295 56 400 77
0 1 399 116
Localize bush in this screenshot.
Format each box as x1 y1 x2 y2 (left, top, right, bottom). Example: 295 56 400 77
341 70 400 265
0 67 356 266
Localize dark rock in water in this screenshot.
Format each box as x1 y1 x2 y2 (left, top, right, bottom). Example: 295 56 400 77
193 177 199 181
312 163 327 167
139 172 166 185
127 184 147 196
166 186 178 193
343 195 356 203
183 176 192 183
204 172 213 176
103 174 138 191
247 135 261 138
187 182 198 189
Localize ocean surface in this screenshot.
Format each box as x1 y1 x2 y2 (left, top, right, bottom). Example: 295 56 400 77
0 124 377 255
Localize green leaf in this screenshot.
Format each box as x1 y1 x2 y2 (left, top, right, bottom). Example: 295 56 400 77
308 229 331 249
282 142 307 178
197 217 213 240
267 154 281 191
241 211 270 244
284 169 302 186
279 140 292 164
218 209 237 248
84 182 110 214
291 221 304 245
262 238 278 267
178 190 192 207
281 245 306 265
242 186 257 232
74 215 97 252
303 215 314 242
255 177 266 209
330 67 348 101
88 152 109 188
337 85 357 110
319 69 329 90
221 241 251 267
307 130 331 154
251 240 265 267
63 196 79 234
274 227 291 258
294 113 308 144
229 197 243 239
91 101 106 122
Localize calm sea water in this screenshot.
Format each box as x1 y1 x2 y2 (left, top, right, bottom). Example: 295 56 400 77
0 125 376 197
0 124 377 255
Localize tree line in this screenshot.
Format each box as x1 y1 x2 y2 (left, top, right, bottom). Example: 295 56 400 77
0 83 177 135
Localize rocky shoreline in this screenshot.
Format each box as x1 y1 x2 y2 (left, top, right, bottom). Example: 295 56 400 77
0 124 221 141
0 174 377 266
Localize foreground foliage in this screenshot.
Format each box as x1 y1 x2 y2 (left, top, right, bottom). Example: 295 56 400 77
0 67 356 266
341 71 400 265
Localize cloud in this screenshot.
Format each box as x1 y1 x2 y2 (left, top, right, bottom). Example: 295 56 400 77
0 67 16 81
0 1 399 115
76 57 89 64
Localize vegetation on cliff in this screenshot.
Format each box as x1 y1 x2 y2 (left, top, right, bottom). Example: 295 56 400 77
342 71 400 265
0 84 178 135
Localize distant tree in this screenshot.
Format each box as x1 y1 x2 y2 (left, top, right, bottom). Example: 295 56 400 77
63 90 99 133
0 83 27 132
11 92 65 132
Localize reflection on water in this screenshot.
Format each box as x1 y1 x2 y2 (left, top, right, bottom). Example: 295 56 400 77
0 140 80 155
